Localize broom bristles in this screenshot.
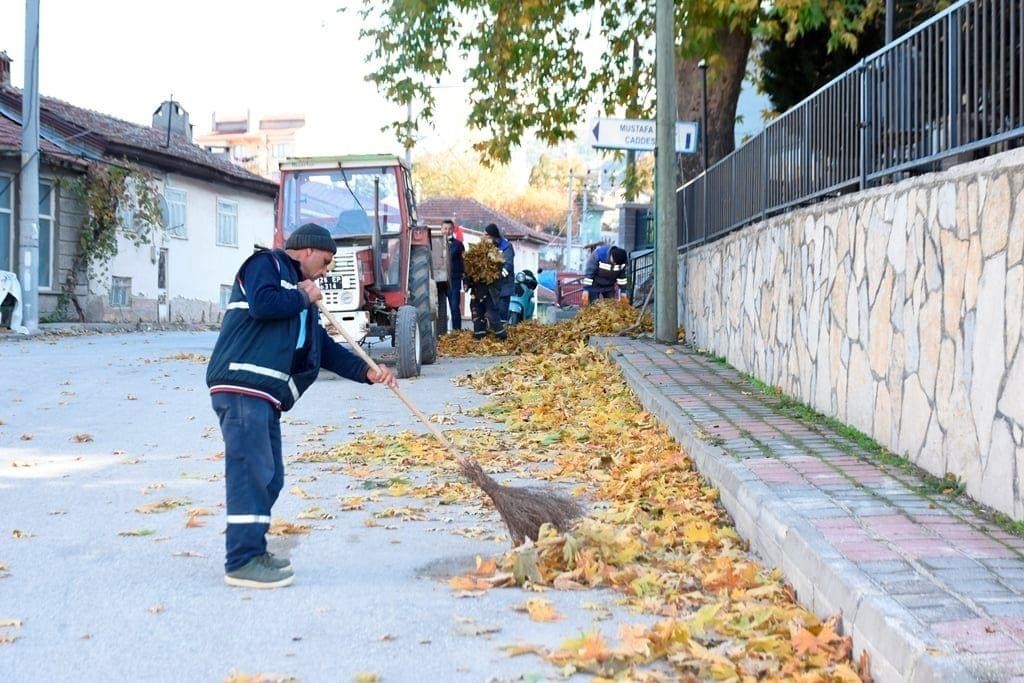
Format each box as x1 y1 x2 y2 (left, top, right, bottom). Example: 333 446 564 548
458 457 582 546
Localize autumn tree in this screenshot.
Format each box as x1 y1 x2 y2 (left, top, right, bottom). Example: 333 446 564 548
356 0 880 184
413 146 567 231
412 147 517 207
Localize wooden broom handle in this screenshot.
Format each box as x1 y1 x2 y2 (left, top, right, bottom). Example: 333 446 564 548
315 300 457 453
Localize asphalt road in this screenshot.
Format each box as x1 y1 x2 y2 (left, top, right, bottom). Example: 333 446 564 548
0 331 635 683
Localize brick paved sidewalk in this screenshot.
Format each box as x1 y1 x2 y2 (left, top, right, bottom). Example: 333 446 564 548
595 337 1024 682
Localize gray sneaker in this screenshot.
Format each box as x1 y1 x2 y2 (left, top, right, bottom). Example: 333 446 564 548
260 551 291 571
224 556 294 589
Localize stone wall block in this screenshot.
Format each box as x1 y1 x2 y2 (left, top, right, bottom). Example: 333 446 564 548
924 233 942 293
1007 265 1023 367
940 229 969 338
982 174 1011 257
963 234 983 311
1010 183 1024 267
998 349 1024 428
935 338 957 431
965 180 980 239
918 293 942 398
971 254 1007 454
938 182 957 231
905 297 921 374
869 269 894 377
888 193 909 275
984 419 1018 516
921 414 945 476
848 343 876 434
899 374 932 457
867 203 888 298
874 382 893 446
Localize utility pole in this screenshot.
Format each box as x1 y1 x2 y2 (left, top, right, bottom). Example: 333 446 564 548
565 170 574 269
19 0 40 332
654 0 678 342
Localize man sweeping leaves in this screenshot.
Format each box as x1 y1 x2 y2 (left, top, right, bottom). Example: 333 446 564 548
206 223 397 588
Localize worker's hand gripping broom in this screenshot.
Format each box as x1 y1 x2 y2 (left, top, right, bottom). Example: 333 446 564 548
316 301 581 546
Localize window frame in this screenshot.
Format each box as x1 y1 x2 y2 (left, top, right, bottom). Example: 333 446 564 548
109 276 131 308
164 187 187 239
37 179 55 291
0 173 12 272
219 284 232 310
216 198 239 247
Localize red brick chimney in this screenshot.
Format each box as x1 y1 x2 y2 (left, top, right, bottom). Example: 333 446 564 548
0 52 11 88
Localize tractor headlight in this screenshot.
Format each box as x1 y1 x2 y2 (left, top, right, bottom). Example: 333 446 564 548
340 290 355 306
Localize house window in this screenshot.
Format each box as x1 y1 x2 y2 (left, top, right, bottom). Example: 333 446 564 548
216 199 238 247
164 187 187 238
219 284 232 310
0 174 11 272
38 180 54 290
157 249 168 290
110 276 131 307
272 143 291 158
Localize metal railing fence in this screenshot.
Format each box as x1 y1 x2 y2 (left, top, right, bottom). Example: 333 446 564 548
628 247 654 304
680 0 1023 248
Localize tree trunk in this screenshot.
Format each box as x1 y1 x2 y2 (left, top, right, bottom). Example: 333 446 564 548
675 27 753 184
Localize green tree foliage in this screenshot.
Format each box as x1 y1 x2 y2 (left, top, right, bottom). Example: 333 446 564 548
55 163 162 321
759 0 946 114
356 0 880 181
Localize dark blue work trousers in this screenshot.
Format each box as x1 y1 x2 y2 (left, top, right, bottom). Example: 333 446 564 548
447 277 463 331
212 392 283 572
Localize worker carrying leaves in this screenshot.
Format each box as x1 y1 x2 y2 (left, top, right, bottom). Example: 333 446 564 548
206 223 397 589
484 223 515 324
582 244 628 304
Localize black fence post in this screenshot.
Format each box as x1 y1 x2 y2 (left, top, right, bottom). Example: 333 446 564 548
859 60 871 190
948 11 960 149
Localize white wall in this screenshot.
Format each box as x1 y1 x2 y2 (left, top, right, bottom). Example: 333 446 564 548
161 174 274 302
91 172 275 320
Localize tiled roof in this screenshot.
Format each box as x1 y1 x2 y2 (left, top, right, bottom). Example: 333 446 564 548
0 87 277 196
417 196 559 245
0 110 82 165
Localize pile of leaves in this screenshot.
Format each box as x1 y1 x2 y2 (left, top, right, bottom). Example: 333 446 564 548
438 298 656 356
300 344 863 680
463 240 503 284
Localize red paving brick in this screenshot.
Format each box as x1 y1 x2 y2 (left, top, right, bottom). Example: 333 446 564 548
600 339 1024 676
932 619 1024 654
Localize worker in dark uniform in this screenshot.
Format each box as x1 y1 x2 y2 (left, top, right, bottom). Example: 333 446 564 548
582 244 627 302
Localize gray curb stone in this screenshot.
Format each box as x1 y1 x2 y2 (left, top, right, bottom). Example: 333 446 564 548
595 339 976 683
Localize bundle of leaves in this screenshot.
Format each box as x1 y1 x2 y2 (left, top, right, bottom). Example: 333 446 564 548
438 298 659 357
463 240 503 284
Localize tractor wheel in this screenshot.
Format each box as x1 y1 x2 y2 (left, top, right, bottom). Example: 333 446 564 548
435 282 449 337
409 246 438 365
394 305 421 379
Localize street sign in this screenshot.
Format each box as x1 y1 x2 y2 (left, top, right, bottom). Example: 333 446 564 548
591 118 698 154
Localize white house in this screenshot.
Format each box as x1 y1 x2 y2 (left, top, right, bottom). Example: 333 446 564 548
0 54 277 325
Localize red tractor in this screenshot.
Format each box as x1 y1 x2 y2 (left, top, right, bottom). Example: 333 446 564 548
274 154 449 378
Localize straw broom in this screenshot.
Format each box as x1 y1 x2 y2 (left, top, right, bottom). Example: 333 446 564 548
316 301 582 545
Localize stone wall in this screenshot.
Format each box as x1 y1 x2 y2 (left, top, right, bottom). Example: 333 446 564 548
682 148 1024 519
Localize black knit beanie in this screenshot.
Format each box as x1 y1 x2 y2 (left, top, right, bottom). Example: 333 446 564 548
285 223 337 254
484 223 501 239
